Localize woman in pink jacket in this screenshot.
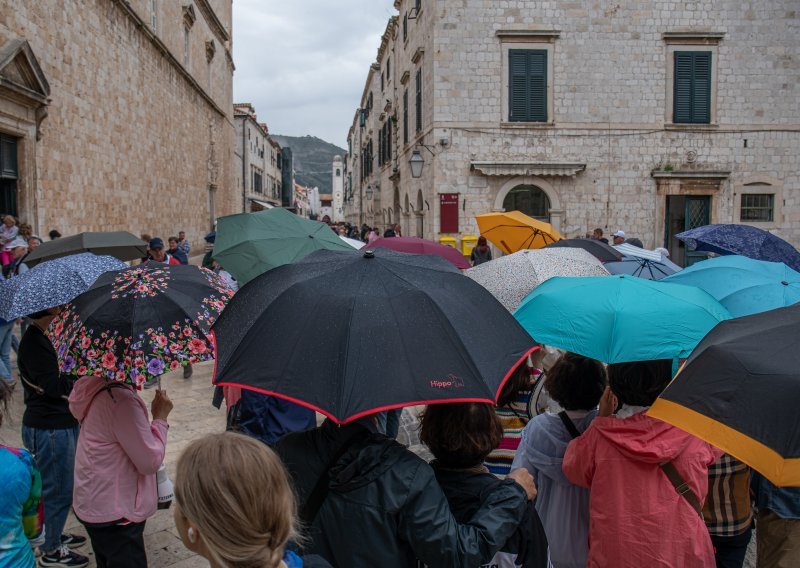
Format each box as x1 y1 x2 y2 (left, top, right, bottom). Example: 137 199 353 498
563 360 720 567
69 376 173 567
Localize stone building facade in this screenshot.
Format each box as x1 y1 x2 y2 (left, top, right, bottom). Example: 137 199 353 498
343 1 799 265
233 103 282 211
0 0 237 248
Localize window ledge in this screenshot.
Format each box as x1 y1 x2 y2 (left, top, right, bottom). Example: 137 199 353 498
411 47 424 64
664 123 719 131
500 121 555 129
400 70 410 84
663 31 725 45
496 29 561 41
651 170 731 180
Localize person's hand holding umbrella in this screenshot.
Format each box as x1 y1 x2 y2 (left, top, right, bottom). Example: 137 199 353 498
151 389 173 421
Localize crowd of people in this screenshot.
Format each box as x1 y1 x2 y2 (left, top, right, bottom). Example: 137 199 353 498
1 219 798 568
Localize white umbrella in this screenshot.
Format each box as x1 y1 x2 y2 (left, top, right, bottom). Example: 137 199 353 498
465 248 609 312
339 235 365 249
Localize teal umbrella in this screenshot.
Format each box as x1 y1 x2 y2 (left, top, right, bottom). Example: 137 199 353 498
213 209 355 285
662 255 800 317
514 274 731 363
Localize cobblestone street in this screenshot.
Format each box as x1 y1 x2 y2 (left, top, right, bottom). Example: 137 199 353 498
1 362 223 568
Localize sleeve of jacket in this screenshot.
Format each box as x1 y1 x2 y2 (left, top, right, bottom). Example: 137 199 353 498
399 461 527 567
562 425 597 489
113 393 168 476
19 335 73 399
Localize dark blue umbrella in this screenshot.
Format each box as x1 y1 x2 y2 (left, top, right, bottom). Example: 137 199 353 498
0 253 127 320
677 224 800 272
604 244 682 280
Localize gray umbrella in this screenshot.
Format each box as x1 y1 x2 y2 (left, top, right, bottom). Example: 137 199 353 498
24 231 148 266
465 248 610 312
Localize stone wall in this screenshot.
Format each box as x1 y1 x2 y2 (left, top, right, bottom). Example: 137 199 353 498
0 0 236 250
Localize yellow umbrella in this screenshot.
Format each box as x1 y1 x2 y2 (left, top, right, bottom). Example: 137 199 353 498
475 211 562 254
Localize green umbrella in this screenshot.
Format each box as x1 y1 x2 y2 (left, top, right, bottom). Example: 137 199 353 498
513 274 732 363
213 209 355 285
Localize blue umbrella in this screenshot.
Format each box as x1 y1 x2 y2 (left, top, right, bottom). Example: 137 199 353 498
0 253 126 320
662 255 800 317
677 224 800 272
514 274 731 363
604 243 683 280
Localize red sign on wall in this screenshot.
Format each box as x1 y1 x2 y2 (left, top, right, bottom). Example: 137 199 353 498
440 193 459 233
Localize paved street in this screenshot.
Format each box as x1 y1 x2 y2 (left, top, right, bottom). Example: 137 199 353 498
1 362 222 568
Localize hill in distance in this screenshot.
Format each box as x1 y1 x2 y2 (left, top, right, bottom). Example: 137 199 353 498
271 135 346 196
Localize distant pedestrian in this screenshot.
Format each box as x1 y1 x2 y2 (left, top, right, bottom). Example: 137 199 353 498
202 231 216 269
177 231 191 258
383 226 396 238
592 228 608 244
470 236 492 266
20 306 89 567
421 402 550 568
752 474 800 568
0 214 19 266
611 230 626 245
48 229 62 240
360 224 369 241
563 360 719 567
367 227 379 244
3 237 30 278
625 237 644 248
0 379 45 568
167 237 189 265
704 454 753 568
394 223 403 237
146 238 180 265
513 352 606 568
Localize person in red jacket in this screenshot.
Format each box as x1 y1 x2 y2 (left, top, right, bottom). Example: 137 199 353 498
562 360 720 567
146 238 181 265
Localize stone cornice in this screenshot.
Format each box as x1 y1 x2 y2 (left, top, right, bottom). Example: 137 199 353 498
111 0 226 118
471 161 585 177
651 170 731 179
662 31 725 44
411 47 424 63
495 29 561 41
195 0 230 43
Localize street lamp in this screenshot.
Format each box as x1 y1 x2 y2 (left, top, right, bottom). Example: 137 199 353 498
409 150 424 178
365 185 374 200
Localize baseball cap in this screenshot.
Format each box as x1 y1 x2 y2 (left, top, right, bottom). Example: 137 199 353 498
611 230 626 238
5 237 28 250
149 237 165 249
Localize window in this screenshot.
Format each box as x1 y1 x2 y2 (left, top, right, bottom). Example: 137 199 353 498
402 89 409 145
381 72 384 92
150 0 157 31
403 13 408 42
673 51 711 124
415 69 422 133
378 127 384 166
253 171 263 194
0 134 18 216
415 0 421 12
503 185 551 221
386 58 391 80
508 49 547 122
183 26 190 67
336 169 341 177
740 194 774 222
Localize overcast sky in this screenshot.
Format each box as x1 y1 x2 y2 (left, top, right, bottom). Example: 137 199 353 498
232 0 396 149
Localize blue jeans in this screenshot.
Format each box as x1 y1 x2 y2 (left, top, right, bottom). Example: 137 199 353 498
0 320 14 382
22 425 80 552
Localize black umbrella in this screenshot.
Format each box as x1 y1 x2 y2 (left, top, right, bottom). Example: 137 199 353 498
650 304 800 486
50 264 234 388
211 248 537 424
25 231 148 266
543 238 623 262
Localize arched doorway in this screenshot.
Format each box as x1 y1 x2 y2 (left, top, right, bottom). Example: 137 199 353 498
503 185 551 221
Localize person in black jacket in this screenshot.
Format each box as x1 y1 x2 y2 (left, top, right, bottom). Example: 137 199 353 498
19 307 89 567
420 402 549 568
274 417 536 568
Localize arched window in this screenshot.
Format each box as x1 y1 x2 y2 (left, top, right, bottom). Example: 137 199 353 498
503 185 551 221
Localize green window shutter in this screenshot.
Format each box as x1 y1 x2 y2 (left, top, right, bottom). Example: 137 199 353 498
674 51 711 124
509 49 547 122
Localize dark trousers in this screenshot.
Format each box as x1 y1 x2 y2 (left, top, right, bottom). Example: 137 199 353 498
84 521 147 568
711 525 752 568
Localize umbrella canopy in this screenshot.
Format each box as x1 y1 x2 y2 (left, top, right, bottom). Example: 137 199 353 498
543 238 623 262
475 211 562 254
50 264 234 387
339 235 365 249
24 231 147 266
662 255 800 317
514 274 731 363
0 253 126 320
365 236 470 269
604 245 682 280
211 248 537 424
213 208 355 285
649 304 800 486
677 224 800 271
465 248 609 312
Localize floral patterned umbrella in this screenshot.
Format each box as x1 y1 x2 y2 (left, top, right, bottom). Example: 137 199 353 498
50 264 234 387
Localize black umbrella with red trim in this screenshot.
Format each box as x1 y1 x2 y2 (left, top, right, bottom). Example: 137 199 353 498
211 248 536 424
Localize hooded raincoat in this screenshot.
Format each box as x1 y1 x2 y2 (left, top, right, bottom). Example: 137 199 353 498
562 412 719 567
68 376 168 524
512 411 597 568
275 420 528 568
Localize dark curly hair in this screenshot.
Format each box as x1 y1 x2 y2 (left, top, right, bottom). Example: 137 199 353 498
544 352 607 411
420 403 502 468
607 360 673 407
